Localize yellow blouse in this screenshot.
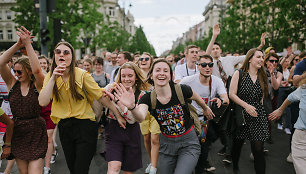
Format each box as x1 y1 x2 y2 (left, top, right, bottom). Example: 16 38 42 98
0 108 4 116
42 67 104 124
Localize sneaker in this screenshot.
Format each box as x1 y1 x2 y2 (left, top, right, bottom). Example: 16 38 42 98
277 123 283 130
284 128 291 135
286 153 293 163
50 150 58 164
149 166 157 174
217 147 226 156
44 167 51 174
250 153 254 161
204 163 216 172
263 147 269 153
145 163 152 174
223 154 232 164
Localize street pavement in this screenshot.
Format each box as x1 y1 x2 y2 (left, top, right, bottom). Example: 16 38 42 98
0 125 296 174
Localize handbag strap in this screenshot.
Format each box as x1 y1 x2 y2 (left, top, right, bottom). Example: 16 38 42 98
150 89 157 110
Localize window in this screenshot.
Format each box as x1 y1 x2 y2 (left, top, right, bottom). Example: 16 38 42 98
6 10 11 20
108 7 115 17
0 30 3 40
7 30 12 40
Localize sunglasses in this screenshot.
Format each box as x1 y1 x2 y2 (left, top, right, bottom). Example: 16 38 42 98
294 59 299 61
269 59 278 63
139 57 150 61
54 49 71 55
13 70 23 75
198 62 214 68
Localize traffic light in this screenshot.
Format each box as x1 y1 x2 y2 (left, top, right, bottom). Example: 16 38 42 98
41 28 50 45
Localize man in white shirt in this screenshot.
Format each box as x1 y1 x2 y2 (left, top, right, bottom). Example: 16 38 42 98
105 52 119 76
206 25 266 83
109 51 133 83
180 55 229 172
174 45 199 83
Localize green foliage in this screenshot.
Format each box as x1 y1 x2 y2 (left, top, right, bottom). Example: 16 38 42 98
11 0 156 54
129 26 156 56
219 0 305 53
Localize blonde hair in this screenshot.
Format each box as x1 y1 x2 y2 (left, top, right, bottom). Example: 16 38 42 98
115 62 150 91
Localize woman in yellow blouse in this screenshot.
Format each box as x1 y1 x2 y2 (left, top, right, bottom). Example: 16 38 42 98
38 41 122 174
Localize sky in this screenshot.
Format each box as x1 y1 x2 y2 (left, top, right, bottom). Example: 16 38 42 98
119 0 210 56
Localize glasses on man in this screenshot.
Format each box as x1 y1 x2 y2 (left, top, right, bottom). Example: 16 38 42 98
139 57 150 61
54 49 71 55
269 59 278 63
13 70 23 75
198 62 214 68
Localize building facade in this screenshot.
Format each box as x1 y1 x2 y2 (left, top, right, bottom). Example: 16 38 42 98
0 0 17 50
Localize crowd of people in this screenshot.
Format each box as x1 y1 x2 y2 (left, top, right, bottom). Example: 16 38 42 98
0 25 305 174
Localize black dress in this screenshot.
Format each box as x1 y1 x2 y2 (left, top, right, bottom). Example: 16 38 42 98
236 73 269 141
9 81 47 160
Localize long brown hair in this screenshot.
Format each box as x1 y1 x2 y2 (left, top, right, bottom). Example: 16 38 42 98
241 48 268 98
115 62 150 91
50 41 83 102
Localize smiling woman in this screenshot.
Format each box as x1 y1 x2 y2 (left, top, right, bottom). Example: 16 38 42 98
38 41 123 174
107 59 214 174
0 26 47 174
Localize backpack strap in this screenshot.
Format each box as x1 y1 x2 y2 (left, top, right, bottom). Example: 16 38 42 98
174 84 185 106
150 89 157 110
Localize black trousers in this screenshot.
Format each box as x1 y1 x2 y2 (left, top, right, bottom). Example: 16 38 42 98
58 118 98 174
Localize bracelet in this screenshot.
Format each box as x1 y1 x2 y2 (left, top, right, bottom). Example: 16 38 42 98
128 104 136 111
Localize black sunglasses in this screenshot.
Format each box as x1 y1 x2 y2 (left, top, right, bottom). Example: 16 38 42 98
54 49 71 55
139 57 150 61
198 62 214 68
269 59 278 63
13 70 23 75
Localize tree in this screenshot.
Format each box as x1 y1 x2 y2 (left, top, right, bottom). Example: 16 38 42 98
129 26 156 55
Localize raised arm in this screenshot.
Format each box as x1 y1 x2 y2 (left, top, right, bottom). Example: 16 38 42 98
229 70 258 117
256 33 266 50
106 83 148 122
0 38 25 90
206 24 220 55
17 26 45 91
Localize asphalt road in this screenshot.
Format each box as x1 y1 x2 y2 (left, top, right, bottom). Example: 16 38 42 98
0 124 296 174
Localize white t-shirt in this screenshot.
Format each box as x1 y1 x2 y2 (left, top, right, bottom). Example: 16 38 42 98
212 56 245 78
180 74 227 116
109 67 120 84
174 63 199 81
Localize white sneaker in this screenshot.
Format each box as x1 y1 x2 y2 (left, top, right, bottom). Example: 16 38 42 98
50 150 58 164
149 166 157 174
285 128 291 135
287 153 293 163
44 167 51 174
277 123 283 130
250 153 254 160
145 163 152 174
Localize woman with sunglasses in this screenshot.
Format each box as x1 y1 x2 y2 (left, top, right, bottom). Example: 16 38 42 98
108 59 214 174
229 48 269 174
38 41 122 174
264 53 283 144
137 53 161 174
0 26 47 174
